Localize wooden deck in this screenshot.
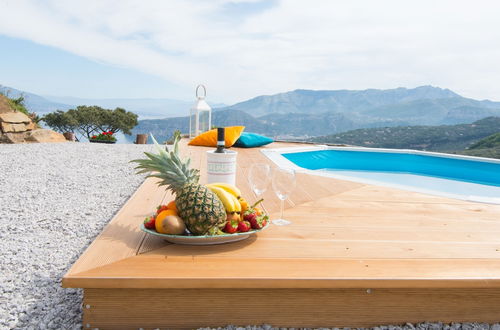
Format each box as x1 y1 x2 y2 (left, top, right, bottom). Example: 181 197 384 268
63 141 500 329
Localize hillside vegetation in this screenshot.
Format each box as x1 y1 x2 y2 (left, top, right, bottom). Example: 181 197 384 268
310 117 500 152
458 147 500 159
457 132 500 159
469 132 500 149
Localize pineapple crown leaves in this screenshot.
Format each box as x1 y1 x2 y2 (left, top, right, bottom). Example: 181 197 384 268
131 132 200 193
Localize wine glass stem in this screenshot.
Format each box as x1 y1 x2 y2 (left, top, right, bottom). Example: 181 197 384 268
280 198 285 219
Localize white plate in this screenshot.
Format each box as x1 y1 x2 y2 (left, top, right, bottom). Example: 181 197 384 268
140 222 269 245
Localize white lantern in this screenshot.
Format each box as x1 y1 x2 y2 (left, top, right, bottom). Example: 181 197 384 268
189 84 212 139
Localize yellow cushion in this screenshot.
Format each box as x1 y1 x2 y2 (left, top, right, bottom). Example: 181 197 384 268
188 126 245 147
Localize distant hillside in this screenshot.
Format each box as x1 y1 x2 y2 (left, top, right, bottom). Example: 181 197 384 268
458 147 500 159
217 86 500 127
0 84 225 119
131 109 413 142
310 117 500 152
457 132 500 159
43 95 192 119
218 86 461 116
5 83 500 140
469 132 500 149
0 85 72 114
43 95 226 119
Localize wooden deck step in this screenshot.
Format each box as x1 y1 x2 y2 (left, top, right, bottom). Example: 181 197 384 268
63 140 500 329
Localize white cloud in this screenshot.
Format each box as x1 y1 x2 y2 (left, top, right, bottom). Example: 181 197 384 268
1 0 500 102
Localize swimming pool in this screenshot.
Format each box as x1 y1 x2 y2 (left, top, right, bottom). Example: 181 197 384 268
262 146 500 204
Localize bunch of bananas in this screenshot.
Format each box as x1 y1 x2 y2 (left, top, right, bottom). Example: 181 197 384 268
205 182 249 214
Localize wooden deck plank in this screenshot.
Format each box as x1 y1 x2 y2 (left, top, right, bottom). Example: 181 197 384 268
65 177 167 275
330 184 483 205
82 288 500 329
67 257 500 289
64 140 500 289
63 140 500 328
119 236 500 260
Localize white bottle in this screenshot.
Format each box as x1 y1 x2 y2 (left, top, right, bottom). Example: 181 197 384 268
206 127 237 185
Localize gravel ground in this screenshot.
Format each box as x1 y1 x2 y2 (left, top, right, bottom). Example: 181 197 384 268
199 325 500 330
0 143 499 330
0 142 152 329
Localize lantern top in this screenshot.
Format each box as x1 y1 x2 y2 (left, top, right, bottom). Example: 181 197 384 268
191 98 211 111
192 84 211 111
196 84 207 99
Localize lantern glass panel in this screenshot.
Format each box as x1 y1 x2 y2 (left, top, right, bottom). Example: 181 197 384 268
189 108 197 138
198 109 211 133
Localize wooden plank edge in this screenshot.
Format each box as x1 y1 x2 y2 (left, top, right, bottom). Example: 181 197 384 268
62 276 500 289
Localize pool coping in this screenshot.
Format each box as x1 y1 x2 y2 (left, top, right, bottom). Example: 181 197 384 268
261 145 500 205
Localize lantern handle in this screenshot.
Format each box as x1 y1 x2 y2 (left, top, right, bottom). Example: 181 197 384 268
196 84 207 99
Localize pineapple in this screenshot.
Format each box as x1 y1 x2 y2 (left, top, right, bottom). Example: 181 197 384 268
132 133 226 235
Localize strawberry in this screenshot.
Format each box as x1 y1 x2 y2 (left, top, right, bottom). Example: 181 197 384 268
237 220 251 232
243 198 264 223
223 219 239 234
243 211 257 223
249 215 268 230
143 215 156 230
156 204 169 215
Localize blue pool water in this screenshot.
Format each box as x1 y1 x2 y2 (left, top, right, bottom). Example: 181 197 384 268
283 150 500 187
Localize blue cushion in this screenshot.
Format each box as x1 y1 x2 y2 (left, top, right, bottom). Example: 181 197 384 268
234 132 274 148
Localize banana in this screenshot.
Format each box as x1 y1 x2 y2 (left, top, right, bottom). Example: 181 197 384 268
239 196 249 214
228 193 241 213
209 182 242 198
206 185 236 213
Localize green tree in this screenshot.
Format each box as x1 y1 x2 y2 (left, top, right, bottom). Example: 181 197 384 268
42 105 138 140
67 106 102 139
96 107 138 135
42 110 79 135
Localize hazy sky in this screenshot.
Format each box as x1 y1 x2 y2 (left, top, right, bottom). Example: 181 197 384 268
1 0 500 103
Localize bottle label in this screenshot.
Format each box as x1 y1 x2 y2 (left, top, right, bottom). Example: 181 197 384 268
207 161 236 175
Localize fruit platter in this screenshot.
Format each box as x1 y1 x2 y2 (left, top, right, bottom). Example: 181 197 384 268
132 133 269 245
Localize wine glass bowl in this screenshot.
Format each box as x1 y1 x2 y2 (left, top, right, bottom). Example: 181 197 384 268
248 163 271 197
271 168 296 226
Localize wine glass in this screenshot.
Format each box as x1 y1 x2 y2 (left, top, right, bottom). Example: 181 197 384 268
248 163 271 197
272 168 296 226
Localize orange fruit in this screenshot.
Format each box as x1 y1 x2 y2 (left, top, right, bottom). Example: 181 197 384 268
254 207 263 216
167 200 177 213
239 197 249 214
155 209 178 233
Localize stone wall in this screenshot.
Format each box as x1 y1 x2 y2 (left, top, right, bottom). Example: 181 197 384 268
0 94 66 143
0 111 34 143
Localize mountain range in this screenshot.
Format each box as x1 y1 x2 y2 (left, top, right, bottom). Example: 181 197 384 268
131 86 500 141
2 84 500 142
217 85 500 127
